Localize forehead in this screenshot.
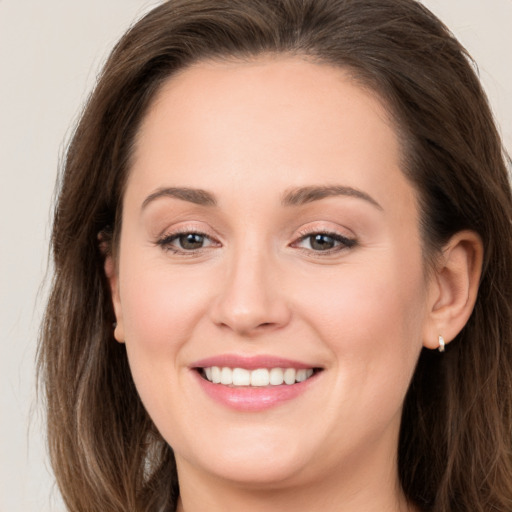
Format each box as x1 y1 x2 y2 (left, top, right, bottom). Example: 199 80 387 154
135 56 397 161
127 56 415 222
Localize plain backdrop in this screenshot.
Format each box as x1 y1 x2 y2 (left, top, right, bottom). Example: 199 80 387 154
1 1 510 511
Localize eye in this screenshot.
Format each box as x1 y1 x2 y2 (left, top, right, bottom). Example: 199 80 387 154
293 232 356 253
156 231 219 254
175 233 207 250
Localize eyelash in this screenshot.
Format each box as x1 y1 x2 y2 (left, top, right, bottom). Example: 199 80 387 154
292 230 357 254
156 229 357 256
156 230 219 256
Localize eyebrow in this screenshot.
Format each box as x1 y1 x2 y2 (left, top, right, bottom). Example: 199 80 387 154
281 185 383 210
141 187 217 210
141 184 382 211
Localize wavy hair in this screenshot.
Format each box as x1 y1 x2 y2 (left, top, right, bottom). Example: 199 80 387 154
39 1 512 510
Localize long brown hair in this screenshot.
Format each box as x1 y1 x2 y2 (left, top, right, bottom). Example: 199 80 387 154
39 1 512 510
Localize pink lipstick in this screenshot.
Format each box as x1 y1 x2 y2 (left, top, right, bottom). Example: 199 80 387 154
190 354 322 412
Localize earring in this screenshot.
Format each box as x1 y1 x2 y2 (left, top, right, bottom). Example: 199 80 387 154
113 321 117 329
438 335 445 353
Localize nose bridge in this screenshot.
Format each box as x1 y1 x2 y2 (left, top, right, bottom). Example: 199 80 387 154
210 235 290 335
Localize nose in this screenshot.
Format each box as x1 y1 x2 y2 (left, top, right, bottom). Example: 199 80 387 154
209 245 291 337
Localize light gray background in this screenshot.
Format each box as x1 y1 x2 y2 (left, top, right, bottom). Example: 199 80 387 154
1 1 510 511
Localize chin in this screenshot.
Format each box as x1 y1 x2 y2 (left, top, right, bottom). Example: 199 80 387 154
174 425 314 487
193 455 308 488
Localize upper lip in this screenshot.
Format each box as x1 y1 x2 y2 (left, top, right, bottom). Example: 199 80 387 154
191 354 321 370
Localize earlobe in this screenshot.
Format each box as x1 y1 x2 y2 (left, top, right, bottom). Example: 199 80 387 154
104 255 125 344
423 230 483 350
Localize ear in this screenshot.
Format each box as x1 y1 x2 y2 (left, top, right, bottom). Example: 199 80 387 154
423 230 483 350
104 254 125 344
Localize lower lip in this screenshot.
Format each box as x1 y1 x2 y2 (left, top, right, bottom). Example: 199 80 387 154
193 370 320 412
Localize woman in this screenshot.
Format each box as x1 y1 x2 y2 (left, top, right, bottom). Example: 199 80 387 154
39 0 512 510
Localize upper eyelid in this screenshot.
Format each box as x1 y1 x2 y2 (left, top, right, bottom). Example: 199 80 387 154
295 227 352 237
156 221 220 240
294 223 356 240
158 230 219 245
157 227 353 240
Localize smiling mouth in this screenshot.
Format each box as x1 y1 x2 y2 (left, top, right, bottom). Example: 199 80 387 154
197 367 321 387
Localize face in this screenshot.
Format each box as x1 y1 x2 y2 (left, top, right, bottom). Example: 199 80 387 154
110 57 435 491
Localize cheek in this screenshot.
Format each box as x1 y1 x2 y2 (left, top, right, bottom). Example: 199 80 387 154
117 257 212 431
116 254 217 424
318 277 423 451
298 259 426 341
119 256 211 354
293 253 427 400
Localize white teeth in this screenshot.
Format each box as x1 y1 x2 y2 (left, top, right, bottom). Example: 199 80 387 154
251 368 270 387
201 367 316 386
211 366 221 384
269 368 284 385
220 367 232 385
284 368 296 385
296 369 313 382
232 368 251 386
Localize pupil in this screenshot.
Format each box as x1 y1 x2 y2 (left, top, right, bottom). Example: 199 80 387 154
180 233 204 249
311 234 335 251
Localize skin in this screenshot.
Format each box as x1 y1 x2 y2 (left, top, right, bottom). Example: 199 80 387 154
107 56 482 511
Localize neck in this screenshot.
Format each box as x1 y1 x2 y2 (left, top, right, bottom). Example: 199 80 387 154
176 481 413 512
